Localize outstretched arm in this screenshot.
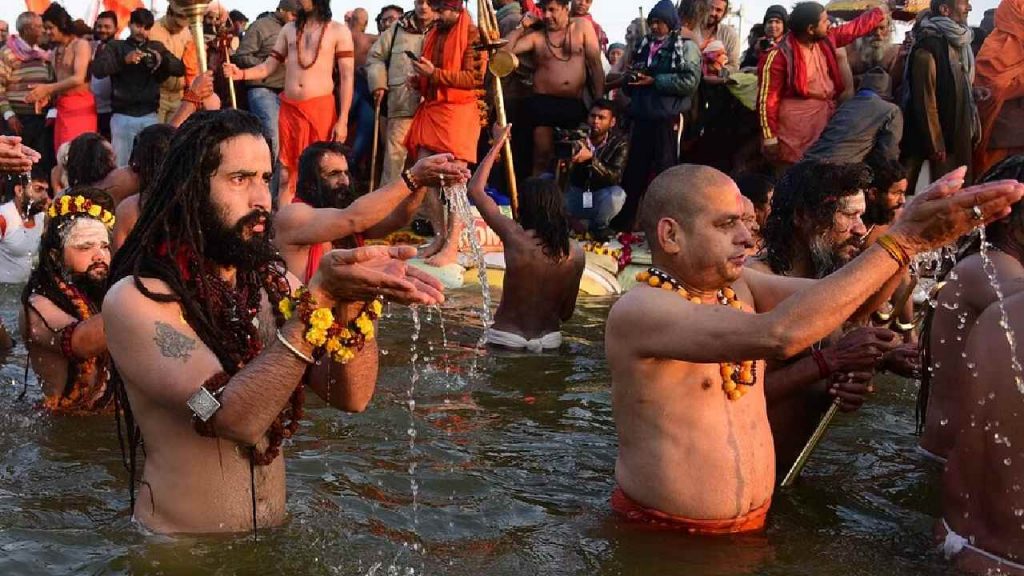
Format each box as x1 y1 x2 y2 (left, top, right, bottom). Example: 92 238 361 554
223 27 285 82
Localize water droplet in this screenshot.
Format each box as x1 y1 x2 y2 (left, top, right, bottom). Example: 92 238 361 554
940 418 949 426
1006 458 1013 466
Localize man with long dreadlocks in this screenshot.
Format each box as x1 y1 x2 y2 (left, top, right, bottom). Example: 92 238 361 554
103 110 447 534
919 155 1024 464
223 0 355 205
750 161 905 473
274 141 469 283
21 187 116 413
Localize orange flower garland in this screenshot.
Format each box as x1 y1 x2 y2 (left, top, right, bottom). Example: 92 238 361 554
635 267 757 401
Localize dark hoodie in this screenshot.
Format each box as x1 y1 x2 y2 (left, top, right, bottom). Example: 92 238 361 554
625 0 700 120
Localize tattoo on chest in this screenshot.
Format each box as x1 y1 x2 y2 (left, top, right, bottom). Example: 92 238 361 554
154 321 197 361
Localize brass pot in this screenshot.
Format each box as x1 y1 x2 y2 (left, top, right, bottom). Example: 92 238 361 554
489 51 519 79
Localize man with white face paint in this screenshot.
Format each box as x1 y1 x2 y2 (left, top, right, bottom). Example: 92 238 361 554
21 187 115 413
750 160 904 474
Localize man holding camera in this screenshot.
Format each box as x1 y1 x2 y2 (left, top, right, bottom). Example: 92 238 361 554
564 99 628 241
93 8 185 166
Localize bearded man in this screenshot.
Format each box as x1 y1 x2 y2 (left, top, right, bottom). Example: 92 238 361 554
844 14 899 89
274 141 469 282
90 11 118 140
224 0 356 205
0 168 49 283
21 187 115 414
103 110 447 534
863 156 908 246
757 2 886 168
606 162 1021 533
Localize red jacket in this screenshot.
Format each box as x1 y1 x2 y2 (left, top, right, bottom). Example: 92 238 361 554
757 8 885 143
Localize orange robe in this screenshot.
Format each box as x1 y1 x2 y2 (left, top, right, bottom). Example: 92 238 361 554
611 485 770 535
973 0 1024 176
405 10 486 164
279 93 338 176
55 90 97 150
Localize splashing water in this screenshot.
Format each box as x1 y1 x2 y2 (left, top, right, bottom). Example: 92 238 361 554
444 182 492 345
406 307 423 565
977 227 1024 394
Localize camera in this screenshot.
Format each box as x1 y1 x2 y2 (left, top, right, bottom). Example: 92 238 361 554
138 48 159 70
623 67 648 84
758 37 773 51
553 127 590 159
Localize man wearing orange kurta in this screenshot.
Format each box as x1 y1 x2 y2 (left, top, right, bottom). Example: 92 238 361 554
405 0 486 266
973 0 1024 176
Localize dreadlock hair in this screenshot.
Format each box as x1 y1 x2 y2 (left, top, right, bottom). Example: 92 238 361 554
917 154 1024 434
294 141 355 209
21 186 114 398
42 3 75 36
129 124 175 209
518 177 571 260
67 133 116 188
762 160 872 275
296 0 332 30
109 110 278 511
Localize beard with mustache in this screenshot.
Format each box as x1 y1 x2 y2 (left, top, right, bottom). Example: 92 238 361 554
67 262 110 307
808 232 862 279
856 37 889 68
199 198 278 271
864 198 901 226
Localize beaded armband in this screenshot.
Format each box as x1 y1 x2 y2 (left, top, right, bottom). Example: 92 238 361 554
278 287 384 364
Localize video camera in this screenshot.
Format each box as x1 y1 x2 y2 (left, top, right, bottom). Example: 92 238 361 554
553 127 590 160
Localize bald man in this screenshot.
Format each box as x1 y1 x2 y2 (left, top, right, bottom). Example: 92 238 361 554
606 164 1023 534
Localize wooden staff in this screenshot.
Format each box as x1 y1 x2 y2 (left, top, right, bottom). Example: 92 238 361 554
369 95 382 191
780 272 920 487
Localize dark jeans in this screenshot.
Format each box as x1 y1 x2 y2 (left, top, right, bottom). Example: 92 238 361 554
97 112 112 141
614 116 680 231
6 113 55 175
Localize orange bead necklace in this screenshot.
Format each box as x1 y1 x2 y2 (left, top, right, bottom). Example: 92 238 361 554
635 266 757 401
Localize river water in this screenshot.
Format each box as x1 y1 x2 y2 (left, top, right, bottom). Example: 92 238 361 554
0 285 960 575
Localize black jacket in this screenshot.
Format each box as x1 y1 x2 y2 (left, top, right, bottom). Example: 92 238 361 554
569 131 630 190
92 37 184 117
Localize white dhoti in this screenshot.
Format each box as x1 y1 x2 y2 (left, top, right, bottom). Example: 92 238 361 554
485 329 562 353
940 518 1024 572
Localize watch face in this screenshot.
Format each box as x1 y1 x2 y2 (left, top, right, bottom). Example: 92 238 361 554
187 387 222 422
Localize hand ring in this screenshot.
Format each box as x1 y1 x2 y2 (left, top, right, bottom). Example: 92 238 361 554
971 205 984 221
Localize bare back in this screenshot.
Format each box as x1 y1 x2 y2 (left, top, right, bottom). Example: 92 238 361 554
943 294 1024 570
353 31 376 69
279 20 352 100
491 231 585 339
607 279 774 519
922 252 1024 459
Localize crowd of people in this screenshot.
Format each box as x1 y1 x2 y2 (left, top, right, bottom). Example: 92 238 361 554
0 0 1023 572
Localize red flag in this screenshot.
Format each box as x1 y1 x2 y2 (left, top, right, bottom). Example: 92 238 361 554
103 0 145 34
25 0 52 14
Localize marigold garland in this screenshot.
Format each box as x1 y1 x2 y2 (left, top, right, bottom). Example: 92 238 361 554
48 195 116 228
279 287 383 364
42 278 109 413
635 266 757 401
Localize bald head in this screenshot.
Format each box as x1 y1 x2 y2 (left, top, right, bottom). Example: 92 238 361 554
351 7 369 31
639 164 738 250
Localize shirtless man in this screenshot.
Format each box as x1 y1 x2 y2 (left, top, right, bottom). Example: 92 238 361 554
504 0 605 176
941 290 1024 575
348 8 377 69
606 163 1021 532
28 4 96 151
920 156 1024 463
471 127 585 351
274 141 469 282
21 188 114 413
103 110 447 534
224 0 355 205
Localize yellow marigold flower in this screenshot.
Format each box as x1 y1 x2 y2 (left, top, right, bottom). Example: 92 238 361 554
324 337 342 353
339 328 353 341
278 298 295 320
309 308 334 331
370 299 383 316
59 195 71 212
74 196 85 209
355 315 374 336
87 205 102 217
47 206 57 218
334 347 356 364
305 327 327 347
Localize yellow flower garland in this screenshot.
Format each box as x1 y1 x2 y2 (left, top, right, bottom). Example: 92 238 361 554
279 287 383 364
48 195 116 228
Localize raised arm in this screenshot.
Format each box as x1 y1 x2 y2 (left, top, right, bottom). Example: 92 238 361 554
223 26 285 82
465 127 519 241
333 23 355 142
25 294 107 358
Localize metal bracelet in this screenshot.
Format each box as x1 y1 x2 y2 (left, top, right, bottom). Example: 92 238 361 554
276 329 314 364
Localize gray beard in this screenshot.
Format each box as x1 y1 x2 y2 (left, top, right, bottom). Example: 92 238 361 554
856 38 889 68
809 234 842 279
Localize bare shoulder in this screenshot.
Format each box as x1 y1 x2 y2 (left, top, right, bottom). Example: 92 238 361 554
570 16 596 37
745 258 771 273
330 20 353 43
115 193 139 219
26 293 74 330
104 276 176 319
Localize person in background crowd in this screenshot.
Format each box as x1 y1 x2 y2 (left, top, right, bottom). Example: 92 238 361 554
367 0 436 186
740 23 766 69
148 4 192 124
112 123 176 251
0 21 9 46
0 12 55 174
29 4 96 153
607 42 626 68
229 10 249 37
234 0 298 160
844 11 899 90
92 8 185 168
700 0 741 76
565 99 629 241
571 0 608 53
0 167 49 284
347 8 378 171
903 0 979 189
762 4 788 51
803 68 903 164
613 0 700 231
757 2 886 170
972 0 1024 176
376 5 404 34
90 11 118 141
734 172 773 252
21 187 114 414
